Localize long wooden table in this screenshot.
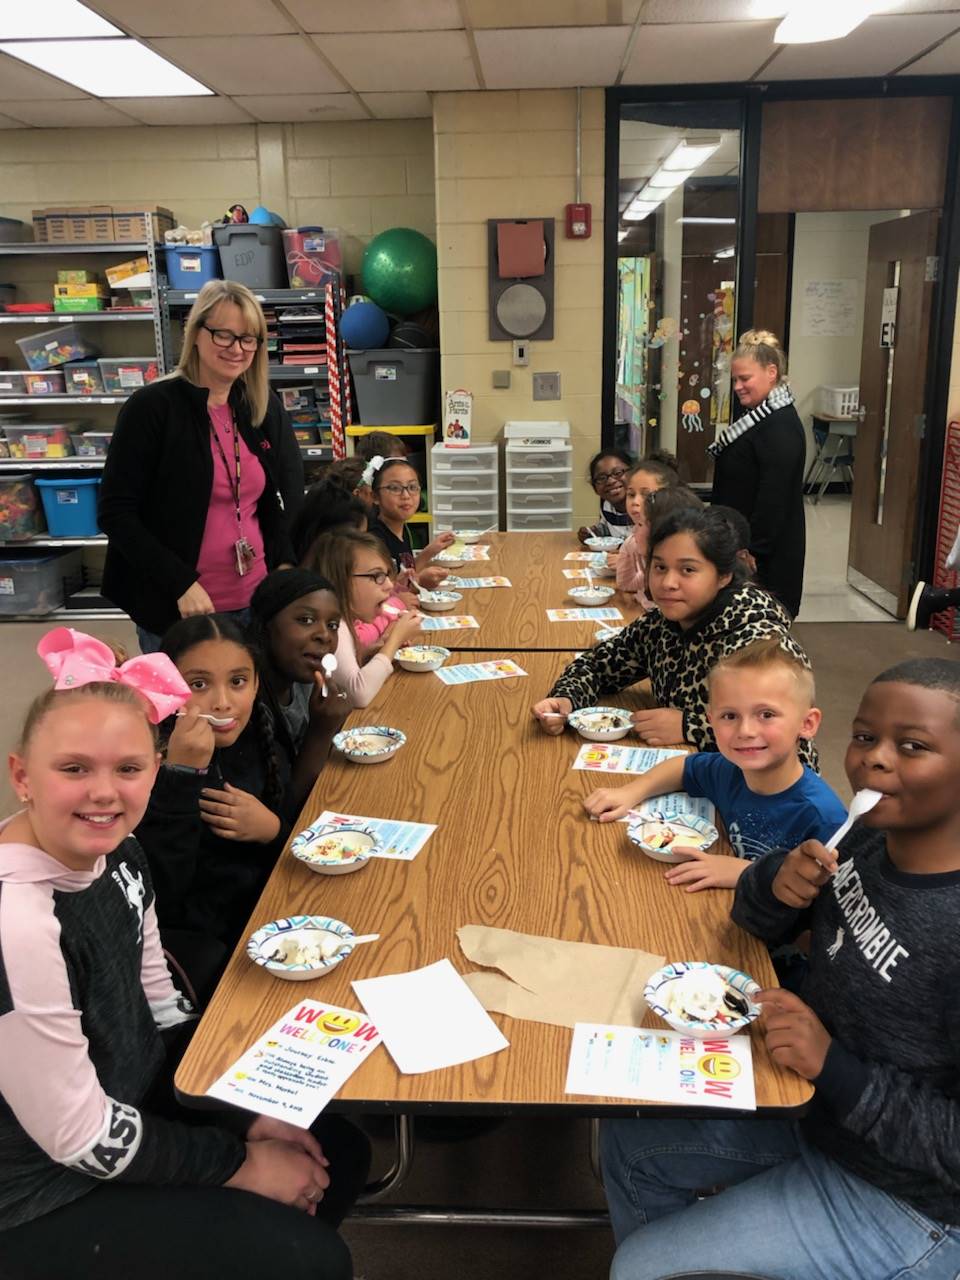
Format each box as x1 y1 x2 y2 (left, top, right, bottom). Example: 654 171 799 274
176 651 812 1117
427 531 644 651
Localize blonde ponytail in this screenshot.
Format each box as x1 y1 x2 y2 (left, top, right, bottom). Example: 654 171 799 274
734 329 787 381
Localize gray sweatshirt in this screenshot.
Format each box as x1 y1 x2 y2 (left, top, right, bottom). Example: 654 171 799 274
734 823 960 1225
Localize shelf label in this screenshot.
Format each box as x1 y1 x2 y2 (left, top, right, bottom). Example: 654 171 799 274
303 366 319 374
0 578 13 595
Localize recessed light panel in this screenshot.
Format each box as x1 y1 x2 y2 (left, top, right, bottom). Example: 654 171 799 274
0 38 213 96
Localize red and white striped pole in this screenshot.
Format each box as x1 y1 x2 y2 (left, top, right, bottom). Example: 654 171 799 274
325 279 345 460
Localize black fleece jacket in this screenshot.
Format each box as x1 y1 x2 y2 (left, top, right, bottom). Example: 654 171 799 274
99 375 303 634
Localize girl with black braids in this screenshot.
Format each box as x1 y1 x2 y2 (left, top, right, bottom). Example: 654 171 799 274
134 614 294 996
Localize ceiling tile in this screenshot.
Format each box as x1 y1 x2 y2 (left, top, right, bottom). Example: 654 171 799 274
763 13 960 78
0 51 86 99
285 0 461 31
0 99 138 127
642 0 787 19
314 31 477 91
475 25 630 88
622 20 778 82
360 91 433 118
233 93 368 122
92 0 295 36
0 111 27 128
465 0 633 26
103 96 253 125
899 29 960 72
151 35 346 95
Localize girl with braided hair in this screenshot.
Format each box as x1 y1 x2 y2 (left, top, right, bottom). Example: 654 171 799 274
134 614 294 994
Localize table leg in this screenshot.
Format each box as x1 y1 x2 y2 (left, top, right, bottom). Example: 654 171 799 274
589 1116 604 1185
814 433 844 505
358 1113 415 1202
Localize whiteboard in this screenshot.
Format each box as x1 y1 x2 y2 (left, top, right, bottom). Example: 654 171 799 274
799 278 859 338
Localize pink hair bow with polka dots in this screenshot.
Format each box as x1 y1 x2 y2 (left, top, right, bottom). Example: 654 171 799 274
37 627 191 724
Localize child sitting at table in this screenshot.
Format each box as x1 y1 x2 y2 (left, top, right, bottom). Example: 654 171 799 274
0 631 368 1280
602 656 960 1280
584 637 847 890
366 457 455 590
291 477 367 564
310 529 423 707
616 480 703 607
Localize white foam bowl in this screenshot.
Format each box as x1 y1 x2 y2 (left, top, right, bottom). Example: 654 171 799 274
644 962 761 1039
290 823 378 876
568 585 615 606
333 725 406 763
627 816 720 864
394 644 451 672
566 705 632 741
452 530 484 544
584 536 621 552
418 591 462 613
247 915 356 981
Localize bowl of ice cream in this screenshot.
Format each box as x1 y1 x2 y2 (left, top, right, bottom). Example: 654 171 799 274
290 822 379 876
394 644 451 672
627 816 719 864
589 552 616 579
247 915 357 980
568 584 616 606
644 961 760 1038
333 725 406 763
452 529 485 544
432 552 465 568
418 590 462 613
584 536 621 552
567 705 632 742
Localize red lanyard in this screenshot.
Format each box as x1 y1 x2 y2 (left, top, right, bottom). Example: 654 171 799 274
210 412 242 532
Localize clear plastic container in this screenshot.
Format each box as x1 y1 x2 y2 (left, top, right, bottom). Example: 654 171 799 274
282 227 341 287
63 361 105 395
0 548 82 614
16 324 100 371
97 357 159 394
4 424 75 459
0 476 45 541
25 372 67 396
0 372 34 397
70 431 112 457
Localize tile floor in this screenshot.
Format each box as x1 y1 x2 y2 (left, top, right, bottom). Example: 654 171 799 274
798 494 891 623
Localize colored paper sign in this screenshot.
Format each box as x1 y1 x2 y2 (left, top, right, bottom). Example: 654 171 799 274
434 659 527 685
572 743 686 774
420 614 480 631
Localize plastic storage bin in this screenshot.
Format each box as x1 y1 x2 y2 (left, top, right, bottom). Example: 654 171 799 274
0 548 81 615
16 324 100 371
282 227 341 286
97 357 159 394
35 476 101 537
348 349 439 426
0 372 34 397
506 506 572 532
432 444 498 475
165 244 221 290
63 361 105 395
70 431 112 457
817 385 859 418
0 476 45 540
214 225 287 290
5 424 75 459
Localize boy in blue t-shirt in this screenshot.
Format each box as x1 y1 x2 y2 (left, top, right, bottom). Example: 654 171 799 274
584 636 847 891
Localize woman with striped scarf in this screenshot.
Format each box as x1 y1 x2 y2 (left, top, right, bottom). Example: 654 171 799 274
710 329 807 618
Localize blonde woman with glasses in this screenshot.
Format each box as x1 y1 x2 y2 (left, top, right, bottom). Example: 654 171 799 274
100 280 303 652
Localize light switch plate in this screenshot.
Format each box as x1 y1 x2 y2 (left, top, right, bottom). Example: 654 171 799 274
492 369 511 389
512 339 529 366
533 371 561 400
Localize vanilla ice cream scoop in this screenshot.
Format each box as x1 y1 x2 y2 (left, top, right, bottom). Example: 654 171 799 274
663 966 728 1023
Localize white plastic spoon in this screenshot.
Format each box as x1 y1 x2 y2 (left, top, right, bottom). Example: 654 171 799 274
825 788 883 852
344 933 380 947
175 711 235 727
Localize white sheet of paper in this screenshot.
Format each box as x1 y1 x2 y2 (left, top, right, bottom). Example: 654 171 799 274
352 959 509 1074
565 1022 756 1110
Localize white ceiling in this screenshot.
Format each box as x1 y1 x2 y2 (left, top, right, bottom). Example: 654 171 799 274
0 0 958 128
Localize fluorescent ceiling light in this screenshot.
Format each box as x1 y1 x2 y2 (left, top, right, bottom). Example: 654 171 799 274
679 217 737 225
618 230 629 242
775 1 880 43
0 38 212 97
660 137 722 170
623 135 724 223
0 0 121 39
715 247 736 259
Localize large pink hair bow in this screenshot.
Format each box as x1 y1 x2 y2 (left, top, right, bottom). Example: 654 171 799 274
37 627 191 725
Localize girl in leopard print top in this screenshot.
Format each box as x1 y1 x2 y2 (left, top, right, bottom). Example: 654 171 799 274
534 507 818 770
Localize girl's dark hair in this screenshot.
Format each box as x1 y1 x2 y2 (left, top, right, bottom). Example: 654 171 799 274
648 506 747 586
644 484 704 535
357 431 407 461
710 504 751 555
371 456 421 492
587 449 633 484
631 454 680 487
159 614 285 813
324 457 367 494
291 479 367 563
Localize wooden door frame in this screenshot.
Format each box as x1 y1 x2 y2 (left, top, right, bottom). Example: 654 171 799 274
603 79 960 583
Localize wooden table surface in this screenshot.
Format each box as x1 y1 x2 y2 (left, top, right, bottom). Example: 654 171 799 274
176 651 812 1116
426 531 644 651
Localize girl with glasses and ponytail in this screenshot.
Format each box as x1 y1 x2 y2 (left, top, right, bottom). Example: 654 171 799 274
365 456 457 590
99 280 304 654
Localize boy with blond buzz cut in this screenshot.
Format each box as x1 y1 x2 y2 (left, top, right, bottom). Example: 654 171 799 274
584 637 846 891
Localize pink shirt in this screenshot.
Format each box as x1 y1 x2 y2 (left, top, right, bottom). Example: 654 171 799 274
196 402 267 610
615 525 654 609
353 596 406 647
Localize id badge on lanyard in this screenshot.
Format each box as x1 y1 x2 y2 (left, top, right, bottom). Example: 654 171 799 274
211 415 254 578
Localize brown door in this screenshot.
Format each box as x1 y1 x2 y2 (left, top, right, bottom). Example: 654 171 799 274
848 210 939 617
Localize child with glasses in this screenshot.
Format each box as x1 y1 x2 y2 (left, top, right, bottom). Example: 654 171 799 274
577 450 636 545
309 530 423 708
366 458 455 590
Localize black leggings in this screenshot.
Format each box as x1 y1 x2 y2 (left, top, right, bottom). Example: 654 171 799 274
0 1108 370 1280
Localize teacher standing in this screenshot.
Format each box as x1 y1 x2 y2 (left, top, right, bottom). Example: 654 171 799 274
100 280 303 652
709 329 806 618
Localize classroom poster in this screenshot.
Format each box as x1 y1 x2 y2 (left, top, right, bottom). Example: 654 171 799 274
572 743 686 774
206 1000 381 1126
565 1023 756 1110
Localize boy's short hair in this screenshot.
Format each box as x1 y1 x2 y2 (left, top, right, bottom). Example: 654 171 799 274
709 635 815 706
872 658 960 714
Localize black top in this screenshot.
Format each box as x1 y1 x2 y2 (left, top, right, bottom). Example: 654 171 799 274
711 401 807 618
367 514 415 574
99 376 304 634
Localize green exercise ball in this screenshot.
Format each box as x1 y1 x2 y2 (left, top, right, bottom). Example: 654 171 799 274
362 228 437 317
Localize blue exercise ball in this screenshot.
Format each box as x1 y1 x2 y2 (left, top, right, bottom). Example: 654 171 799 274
340 300 390 350
362 228 437 317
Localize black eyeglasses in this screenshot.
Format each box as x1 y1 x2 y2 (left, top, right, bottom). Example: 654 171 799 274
380 482 422 497
352 570 391 585
201 325 262 352
594 467 628 486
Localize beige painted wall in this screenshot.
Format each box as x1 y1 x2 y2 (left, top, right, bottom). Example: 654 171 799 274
0 118 434 278
433 89 605 525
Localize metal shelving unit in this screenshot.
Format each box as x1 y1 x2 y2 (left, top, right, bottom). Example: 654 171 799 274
0 458 105 472
0 312 154 325
0 535 107 548
0 395 128 405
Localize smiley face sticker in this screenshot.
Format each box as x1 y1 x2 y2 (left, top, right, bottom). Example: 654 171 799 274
697 1052 742 1082
318 1010 361 1037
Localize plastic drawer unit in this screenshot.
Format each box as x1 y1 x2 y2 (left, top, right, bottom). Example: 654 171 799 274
503 421 572 532
429 442 499 532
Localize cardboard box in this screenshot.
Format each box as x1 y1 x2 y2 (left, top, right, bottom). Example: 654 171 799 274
57 269 99 286
54 297 105 313
53 283 108 299
104 257 150 288
113 207 175 243
34 206 115 243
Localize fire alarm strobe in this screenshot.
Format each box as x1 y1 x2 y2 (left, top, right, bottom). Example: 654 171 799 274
565 202 591 239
